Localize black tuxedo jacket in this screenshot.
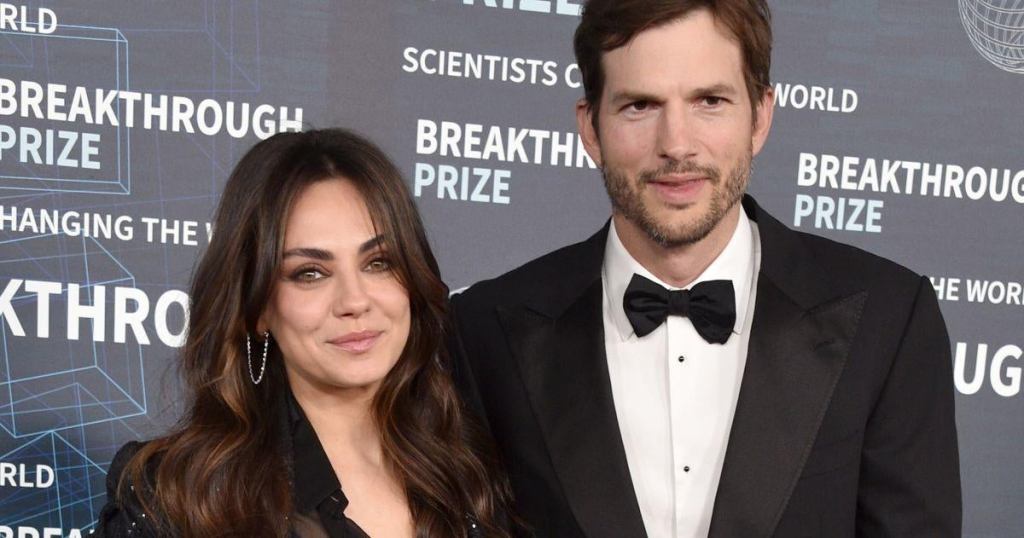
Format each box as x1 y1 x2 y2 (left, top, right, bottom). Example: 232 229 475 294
450 197 961 537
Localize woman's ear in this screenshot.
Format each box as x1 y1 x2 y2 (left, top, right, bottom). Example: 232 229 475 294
255 311 270 336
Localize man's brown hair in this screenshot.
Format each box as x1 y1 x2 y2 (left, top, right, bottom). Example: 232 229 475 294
574 0 772 124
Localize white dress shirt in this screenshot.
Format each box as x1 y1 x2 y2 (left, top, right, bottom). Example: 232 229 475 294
601 212 761 538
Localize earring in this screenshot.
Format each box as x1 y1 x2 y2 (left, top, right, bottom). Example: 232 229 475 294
247 331 270 384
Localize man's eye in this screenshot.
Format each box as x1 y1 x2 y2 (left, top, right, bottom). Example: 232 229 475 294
628 101 650 112
702 96 725 106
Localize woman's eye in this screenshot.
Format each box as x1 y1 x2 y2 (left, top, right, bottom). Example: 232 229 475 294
291 268 325 283
365 257 392 273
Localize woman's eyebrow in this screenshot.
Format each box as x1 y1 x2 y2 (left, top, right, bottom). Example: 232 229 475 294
281 235 383 259
358 235 384 254
282 247 332 261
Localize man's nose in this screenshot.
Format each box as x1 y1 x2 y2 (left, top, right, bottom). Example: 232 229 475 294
656 106 699 162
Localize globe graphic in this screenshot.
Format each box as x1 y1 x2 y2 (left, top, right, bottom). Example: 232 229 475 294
959 0 1024 74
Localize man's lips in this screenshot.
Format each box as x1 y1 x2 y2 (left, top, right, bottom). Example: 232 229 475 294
651 173 708 184
328 330 382 353
647 174 708 201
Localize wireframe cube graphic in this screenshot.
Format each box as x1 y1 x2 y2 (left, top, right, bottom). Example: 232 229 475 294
0 24 132 195
128 1 261 93
0 233 146 437
0 430 107 530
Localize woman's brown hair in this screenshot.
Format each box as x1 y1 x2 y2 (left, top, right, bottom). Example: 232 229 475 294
120 128 511 536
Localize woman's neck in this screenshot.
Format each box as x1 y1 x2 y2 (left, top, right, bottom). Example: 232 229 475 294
290 380 384 467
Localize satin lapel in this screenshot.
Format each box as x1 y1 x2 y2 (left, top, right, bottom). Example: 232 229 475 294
497 281 647 538
709 198 868 537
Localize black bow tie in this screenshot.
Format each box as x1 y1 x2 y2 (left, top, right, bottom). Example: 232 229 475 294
622 274 736 343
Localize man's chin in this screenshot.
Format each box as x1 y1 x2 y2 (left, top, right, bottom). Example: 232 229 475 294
634 215 713 248
648 203 707 228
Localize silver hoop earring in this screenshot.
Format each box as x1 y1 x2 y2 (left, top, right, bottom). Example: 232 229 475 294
247 331 270 385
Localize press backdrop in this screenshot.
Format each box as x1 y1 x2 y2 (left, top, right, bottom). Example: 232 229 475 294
0 1 1021 535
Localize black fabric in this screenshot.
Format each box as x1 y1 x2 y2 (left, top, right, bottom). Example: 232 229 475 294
93 387 491 532
94 389 491 537
92 404 370 538
93 441 158 537
288 395 370 538
449 195 961 538
622 273 736 342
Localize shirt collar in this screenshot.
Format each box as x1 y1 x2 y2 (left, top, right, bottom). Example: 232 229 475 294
288 392 349 515
602 209 757 341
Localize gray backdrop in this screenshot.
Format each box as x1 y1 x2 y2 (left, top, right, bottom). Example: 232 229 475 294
0 1 1020 535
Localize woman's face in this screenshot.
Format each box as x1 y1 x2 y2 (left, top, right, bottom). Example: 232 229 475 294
260 178 411 398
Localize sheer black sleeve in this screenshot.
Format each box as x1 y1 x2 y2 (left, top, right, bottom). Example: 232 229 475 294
93 441 161 537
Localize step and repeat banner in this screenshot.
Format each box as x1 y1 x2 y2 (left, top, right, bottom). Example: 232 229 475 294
0 1 1020 535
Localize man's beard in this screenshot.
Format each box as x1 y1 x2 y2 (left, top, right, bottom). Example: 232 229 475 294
602 153 751 248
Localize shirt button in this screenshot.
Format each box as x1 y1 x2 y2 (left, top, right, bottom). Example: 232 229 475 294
677 355 685 363
683 465 691 472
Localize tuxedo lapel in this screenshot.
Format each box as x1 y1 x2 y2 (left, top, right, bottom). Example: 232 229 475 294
496 226 647 538
709 198 868 537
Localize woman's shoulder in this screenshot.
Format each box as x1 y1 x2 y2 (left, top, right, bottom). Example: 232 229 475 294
108 441 146 477
93 441 161 537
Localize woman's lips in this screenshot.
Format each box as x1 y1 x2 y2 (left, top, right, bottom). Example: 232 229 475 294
329 331 382 353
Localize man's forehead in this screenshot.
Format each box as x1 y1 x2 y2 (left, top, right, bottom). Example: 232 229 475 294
599 11 745 88
600 8 743 55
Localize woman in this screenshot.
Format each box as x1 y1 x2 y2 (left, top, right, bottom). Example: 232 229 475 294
95 129 511 537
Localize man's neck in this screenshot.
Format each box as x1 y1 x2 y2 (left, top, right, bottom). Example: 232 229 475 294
613 205 742 288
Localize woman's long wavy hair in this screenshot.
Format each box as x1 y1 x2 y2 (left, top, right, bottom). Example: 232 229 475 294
120 129 511 537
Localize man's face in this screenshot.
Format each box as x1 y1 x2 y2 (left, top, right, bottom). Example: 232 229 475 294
577 9 773 248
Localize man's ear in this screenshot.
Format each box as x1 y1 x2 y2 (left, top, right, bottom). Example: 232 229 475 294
751 87 775 157
575 98 603 167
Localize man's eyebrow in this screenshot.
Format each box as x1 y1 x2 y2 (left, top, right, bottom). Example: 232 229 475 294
608 90 662 105
608 83 739 105
691 83 739 97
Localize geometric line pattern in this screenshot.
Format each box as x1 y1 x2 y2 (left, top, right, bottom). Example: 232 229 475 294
960 0 1024 73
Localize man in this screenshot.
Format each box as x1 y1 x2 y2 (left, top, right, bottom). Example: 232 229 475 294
449 1 962 536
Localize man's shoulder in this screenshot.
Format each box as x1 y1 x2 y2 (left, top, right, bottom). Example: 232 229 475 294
750 197 923 295
454 230 603 312
780 224 925 302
